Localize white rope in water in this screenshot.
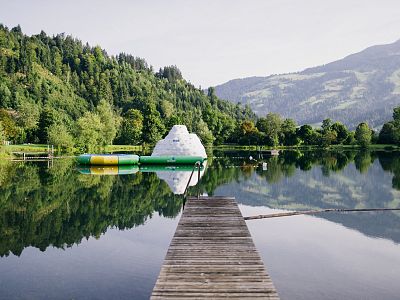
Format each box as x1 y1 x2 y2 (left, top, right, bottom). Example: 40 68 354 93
244 208 400 220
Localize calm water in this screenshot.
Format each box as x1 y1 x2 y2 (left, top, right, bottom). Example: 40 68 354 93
1 150 400 299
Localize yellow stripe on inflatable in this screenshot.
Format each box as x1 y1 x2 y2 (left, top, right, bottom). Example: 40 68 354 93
90 155 119 165
90 166 119 175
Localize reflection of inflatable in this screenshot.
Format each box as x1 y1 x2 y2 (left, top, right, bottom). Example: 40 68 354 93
77 154 139 165
140 165 204 172
78 165 139 175
154 161 207 195
140 156 205 165
77 163 206 195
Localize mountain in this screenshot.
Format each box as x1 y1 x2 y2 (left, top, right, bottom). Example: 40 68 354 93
214 40 400 129
0 25 255 148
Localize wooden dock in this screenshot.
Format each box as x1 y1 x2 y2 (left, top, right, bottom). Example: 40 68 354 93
151 196 279 299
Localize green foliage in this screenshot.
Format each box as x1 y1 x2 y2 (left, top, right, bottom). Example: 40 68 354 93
280 118 298 146
157 65 183 82
236 120 261 145
331 122 349 144
321 118 333 133
0 25 253 147
118 109 144 145
355 122 372 147
76 111 103 151
95 99 121 145
193 118 214 145
379 107 400 145
297 124 319 145
0 121 5 142
0 160 183 256
321 130 337 147
48 123 74 150
37 106 58 143
0 109 18 141
256 113 283 146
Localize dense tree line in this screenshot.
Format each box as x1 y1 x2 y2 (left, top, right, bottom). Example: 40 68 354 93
233 112 377 147
1 25 400 150
0 25 254 151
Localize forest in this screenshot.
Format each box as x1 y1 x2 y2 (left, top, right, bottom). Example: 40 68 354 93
1 24 400 151
0 24 254 151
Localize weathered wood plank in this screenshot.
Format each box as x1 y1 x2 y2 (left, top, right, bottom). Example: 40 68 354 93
151 196 279 299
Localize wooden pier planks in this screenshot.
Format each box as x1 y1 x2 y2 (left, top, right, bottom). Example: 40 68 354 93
151 196 279 299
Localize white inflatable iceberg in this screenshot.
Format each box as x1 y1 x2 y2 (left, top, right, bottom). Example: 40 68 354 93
152 125 207 194
152 125 207 158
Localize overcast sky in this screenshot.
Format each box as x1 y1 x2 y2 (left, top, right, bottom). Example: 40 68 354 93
1 0 400 87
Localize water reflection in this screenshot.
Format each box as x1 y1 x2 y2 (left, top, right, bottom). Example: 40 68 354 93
0 159 183 257
210 150 400 244
1 149 400 257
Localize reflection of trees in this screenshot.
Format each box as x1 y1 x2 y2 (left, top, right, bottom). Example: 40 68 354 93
3 150 400 256
354 151 374 174
194 157 242 196
378 151 400 190
0 160 182 257
209 149 400 244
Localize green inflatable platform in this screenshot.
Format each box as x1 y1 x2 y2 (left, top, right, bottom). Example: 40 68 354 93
139 156 205 165
77 154 205 166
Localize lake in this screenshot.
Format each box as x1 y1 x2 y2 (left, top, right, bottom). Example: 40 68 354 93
1 149 400 299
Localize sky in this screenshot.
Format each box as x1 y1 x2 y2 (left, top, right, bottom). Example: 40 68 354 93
1 0 400 87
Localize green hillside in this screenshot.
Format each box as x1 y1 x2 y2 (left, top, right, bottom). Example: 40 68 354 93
0 24 255 150
215 39 400 129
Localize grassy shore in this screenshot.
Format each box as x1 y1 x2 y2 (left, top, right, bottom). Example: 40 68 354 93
1 143 399 159
213 144 400 151
0 144 144 159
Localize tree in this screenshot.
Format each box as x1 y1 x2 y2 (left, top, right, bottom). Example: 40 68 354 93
321 118 332 133
118 109 143 145
95 99 121 145
0 109 18 142
193 119 214 145
157 65 182 82
0 121 5 142
0 83 12 107
236 120 261 145
379 121 399 144
75 111 104 151
37 107 58 143
159 100 174 119
393 107 400 123
280 118 298 145
17 101 40 130
355 122 372 147
0 25 255 147
256 113 282 146
330 122 349 144
48 123 74 150
144 112 165 144
297 124 319 145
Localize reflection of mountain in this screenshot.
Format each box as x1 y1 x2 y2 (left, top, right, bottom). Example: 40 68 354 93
2 150 400 256
0 160 183 257
211 150 400 244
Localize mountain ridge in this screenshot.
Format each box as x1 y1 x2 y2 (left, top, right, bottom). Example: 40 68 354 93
214 39 400 129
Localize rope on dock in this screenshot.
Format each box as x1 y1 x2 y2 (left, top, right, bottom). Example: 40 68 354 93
243 208 400 220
